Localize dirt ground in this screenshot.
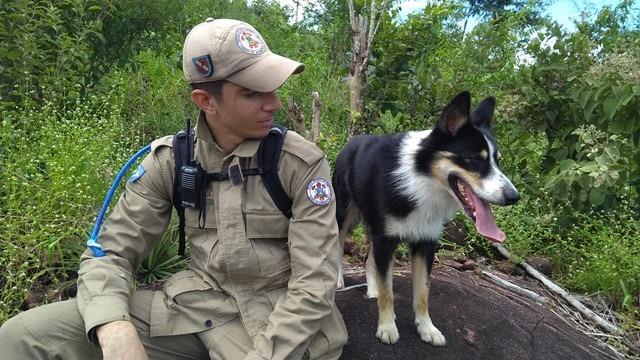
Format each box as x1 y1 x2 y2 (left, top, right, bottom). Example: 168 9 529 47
336 264 621 360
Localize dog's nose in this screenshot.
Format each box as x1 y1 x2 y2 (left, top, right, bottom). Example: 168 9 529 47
504 188 520 205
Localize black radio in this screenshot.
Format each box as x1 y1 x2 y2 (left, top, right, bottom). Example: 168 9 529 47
178 163 206 209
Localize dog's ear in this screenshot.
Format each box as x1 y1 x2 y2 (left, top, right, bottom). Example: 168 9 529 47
436 91 470 136
471 96 496 129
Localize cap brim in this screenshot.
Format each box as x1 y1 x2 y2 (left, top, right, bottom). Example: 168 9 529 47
226 53 304 92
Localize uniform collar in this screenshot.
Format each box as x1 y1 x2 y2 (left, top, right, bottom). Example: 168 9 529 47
194 111 261 159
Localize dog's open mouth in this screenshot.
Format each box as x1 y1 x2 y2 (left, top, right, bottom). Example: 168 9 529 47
448 175 505 243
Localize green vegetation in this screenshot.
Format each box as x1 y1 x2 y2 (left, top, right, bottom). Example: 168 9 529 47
0 0 638 338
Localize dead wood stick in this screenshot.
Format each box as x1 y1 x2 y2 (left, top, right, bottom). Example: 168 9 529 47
311 92 321 143
493 244 621 334
481 270 547 304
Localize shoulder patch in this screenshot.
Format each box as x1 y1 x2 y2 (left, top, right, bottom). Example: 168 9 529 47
281 131 324 165
306 178 332 206
128 164 145 183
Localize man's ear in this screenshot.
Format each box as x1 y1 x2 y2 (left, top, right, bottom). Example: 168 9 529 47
191 89 217 114
436 91 470 136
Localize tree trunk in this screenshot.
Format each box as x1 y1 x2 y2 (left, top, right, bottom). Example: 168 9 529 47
346 0 386 140
348 72 364 138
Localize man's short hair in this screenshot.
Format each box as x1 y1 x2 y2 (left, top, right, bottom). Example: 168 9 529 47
191 80 226 101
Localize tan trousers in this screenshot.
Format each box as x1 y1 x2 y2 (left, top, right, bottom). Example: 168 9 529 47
0 290 258 360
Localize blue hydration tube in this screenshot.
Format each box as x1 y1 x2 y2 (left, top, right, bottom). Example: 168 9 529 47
87 144 152 257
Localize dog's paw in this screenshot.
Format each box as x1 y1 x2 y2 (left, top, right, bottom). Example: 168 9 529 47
416 323 446 346
376 323 399 344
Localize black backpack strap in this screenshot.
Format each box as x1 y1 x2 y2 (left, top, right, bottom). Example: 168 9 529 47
259 125 292 219
172 128 193 256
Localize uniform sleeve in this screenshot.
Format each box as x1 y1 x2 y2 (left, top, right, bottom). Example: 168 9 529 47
246 157 341 360
76 145 174 343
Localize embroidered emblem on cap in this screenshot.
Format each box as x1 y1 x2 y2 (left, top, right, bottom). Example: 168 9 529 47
192 54 214 77
306 178 332 206
128 164 145 183
235 27 265 55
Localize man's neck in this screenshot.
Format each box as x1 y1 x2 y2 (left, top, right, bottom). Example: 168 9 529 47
204 116 243 154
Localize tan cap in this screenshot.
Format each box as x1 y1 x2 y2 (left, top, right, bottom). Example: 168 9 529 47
183 18 304 92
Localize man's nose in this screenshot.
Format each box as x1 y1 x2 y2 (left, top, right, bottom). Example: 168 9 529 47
263 91 282 112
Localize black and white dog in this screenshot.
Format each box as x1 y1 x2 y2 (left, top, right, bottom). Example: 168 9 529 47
333 91 520 345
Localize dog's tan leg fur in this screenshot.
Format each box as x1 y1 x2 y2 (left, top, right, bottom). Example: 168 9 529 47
375 255 399 344
412 253 446 346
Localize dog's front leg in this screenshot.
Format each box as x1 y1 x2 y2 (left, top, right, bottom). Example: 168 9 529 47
412 241 446 346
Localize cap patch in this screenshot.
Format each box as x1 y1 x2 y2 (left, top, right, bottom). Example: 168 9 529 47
128 164 145 183
192 55 214 77
306 178 332 206
235 27 265 55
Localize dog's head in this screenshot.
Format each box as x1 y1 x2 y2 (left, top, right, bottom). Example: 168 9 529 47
423 91 520 242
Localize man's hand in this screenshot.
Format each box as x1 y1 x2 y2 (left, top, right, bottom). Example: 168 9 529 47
96 320 148 360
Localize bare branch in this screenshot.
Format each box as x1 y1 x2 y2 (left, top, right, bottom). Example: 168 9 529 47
493 244 622 335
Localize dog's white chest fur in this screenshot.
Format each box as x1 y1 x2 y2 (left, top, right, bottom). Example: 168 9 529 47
384 130 459 242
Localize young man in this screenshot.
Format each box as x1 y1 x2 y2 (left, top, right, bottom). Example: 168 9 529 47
0 18 347 360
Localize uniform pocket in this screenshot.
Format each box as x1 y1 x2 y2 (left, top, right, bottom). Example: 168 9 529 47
245 212 291 278
150 270 238 337
245 211 289 238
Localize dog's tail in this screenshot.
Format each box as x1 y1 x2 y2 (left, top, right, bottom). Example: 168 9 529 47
332 149 361 237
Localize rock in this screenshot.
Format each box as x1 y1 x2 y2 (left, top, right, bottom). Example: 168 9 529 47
527 256 552 276
443 221 469 246
343 238 356 256
495 260 523 276
454 255 468 264
447 260 465 271
463 260 476 271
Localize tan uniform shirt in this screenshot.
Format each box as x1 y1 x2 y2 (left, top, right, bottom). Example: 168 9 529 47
76 115 347 359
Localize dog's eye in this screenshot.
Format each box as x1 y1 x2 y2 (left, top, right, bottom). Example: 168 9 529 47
464 156 485 166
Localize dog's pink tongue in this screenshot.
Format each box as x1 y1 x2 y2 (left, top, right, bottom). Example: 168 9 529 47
467 188 505 243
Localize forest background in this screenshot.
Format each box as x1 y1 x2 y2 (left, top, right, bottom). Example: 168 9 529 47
1 0 639 340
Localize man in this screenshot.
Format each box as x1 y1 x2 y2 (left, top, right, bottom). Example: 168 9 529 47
0 18 347 359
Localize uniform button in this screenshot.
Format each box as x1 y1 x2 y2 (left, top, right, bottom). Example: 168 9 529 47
205 17 214 23
205 319 213 327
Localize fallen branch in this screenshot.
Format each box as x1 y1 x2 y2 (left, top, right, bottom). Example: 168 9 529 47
480 270 547 304
493 244 621 335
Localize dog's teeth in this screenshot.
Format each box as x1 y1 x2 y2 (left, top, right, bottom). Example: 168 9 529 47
473 211 476 217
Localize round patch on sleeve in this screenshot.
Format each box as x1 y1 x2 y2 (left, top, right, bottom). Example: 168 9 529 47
306 178 332 206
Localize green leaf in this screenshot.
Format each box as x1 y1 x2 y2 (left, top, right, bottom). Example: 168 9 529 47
580 161 599 173
603 95 619 120
579 90 592 108
604 146 619 160
551 147 568 161
583 100 598 121
559 159 576 172
618 84 634 107
595 154 610 166
589 188 606 206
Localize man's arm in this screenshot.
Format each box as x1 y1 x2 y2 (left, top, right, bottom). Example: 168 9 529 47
76 140 174 348
96 320 148 360
246 157 342 360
